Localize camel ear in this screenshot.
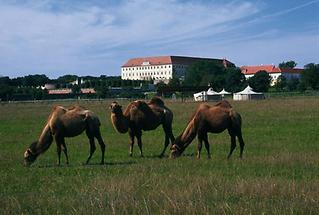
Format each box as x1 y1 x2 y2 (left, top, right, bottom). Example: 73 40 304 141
24 149 31 157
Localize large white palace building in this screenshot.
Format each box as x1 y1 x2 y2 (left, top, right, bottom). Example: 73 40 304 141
121 56 234 83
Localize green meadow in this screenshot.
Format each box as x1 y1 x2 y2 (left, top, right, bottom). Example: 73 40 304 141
0 98 318 214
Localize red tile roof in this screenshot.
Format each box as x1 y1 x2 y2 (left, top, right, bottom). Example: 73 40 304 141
81 88 96 94
241 65 303 75
122 56 234 67
48 89 72 95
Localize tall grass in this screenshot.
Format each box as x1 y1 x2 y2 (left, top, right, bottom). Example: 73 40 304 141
0 98 318 214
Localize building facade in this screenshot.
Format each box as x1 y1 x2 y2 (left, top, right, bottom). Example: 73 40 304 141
241 65 303 86
121 56 234 83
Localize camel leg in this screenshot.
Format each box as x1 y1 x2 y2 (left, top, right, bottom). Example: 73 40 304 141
238 133 245 159
129 130 135 157
197 136 203 159
55 136 62 165
202 133 211 159
96 132 106 164
60 138 69 165
160 124 175 158
136 130 144 157
159 134 169 158
86 137 96 164
227 135 237 159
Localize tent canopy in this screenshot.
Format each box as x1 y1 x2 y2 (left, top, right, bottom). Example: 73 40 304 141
234 85 262 95
207 88 219 95
233 85 264 100
217 88 231 95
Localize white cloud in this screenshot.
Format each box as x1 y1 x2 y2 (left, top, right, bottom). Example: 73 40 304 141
0 0 318 78
0 0 259 77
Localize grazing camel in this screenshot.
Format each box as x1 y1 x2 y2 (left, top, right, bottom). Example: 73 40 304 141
170 100 245 159
23 105 105 166
110 97 175 157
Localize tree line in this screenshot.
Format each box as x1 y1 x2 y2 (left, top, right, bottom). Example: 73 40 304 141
161 61 319 94
1 61 318 101
0 75 151 101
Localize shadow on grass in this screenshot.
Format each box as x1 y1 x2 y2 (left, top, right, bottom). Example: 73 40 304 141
35 160 137 168
143 154 167 159
182 153 195 157
87 161 137 166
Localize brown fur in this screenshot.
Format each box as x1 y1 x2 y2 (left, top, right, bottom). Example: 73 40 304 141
23 105 105 166
170 100 245 159
110 97 175 157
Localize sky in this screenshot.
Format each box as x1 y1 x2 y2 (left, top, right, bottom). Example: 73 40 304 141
0 0 318 78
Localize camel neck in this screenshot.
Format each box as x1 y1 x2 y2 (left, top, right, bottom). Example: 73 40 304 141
179 118 198 152
34 124 53 155
111 111 129 133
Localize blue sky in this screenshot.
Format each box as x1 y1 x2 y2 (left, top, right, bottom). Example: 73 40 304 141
0 0 318 78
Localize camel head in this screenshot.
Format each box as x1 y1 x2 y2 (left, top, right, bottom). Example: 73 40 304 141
23 142 38 166
110 102 123 114
170 136 184 158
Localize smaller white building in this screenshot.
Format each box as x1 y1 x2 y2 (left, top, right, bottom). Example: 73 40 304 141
241 65 303 86
233 86 264 101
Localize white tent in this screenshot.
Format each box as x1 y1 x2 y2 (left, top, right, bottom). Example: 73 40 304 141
217 89 231 95
193 91 207 101
194 88 221 102
207 88 219 95
233 86 265 101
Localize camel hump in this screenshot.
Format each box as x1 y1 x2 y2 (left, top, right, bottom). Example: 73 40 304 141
148 97 165 107
67 105 87 111
132 100 151 112
52 105 67 112
215 100 232 109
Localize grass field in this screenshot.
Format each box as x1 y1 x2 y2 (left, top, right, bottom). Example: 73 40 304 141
0 97 318 214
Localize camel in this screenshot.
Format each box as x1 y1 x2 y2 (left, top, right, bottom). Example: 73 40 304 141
110 97 175 157
23 105 105 166
170 100 245 159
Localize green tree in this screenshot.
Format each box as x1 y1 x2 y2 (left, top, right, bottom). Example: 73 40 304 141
0 76 14 100
224 67 246 93
248 70 271 92
71 84 81 94
167 76 180 88
287 78 300 91
95 81 109 98
57 75 78 84
274 75 287 91
301 63 319 90
184 61 225 87
23 74 50 87
279 61 297 69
